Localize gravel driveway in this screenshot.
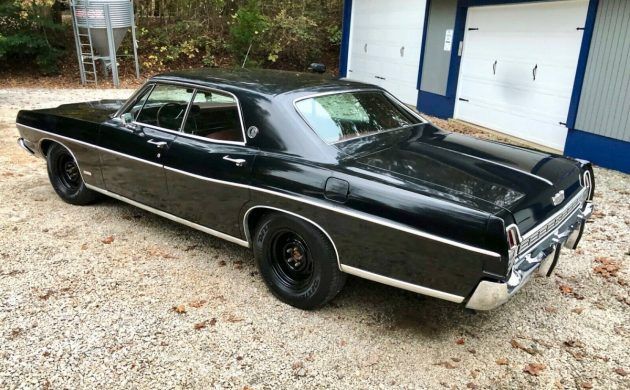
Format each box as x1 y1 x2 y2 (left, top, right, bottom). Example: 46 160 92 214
1 88 628 389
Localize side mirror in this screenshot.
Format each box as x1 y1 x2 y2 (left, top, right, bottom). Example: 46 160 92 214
121 112 134 125
308 63 326 74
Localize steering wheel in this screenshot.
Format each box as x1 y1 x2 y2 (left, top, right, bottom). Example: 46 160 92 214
157 102 185 129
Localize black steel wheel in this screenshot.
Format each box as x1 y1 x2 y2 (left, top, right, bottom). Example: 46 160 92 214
253 213 346 310
46 143 100 205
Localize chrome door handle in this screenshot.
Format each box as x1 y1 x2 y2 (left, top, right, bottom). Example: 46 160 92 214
147 139 167 149
223 155 247 167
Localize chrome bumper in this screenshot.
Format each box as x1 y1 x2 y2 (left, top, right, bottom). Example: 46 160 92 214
466 201 593 311
17 137 35 155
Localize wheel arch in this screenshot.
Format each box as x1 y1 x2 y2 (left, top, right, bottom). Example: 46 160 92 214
38 137 86 183
243 205 341 270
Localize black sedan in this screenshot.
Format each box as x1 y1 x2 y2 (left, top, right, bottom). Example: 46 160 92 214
15 68 594 310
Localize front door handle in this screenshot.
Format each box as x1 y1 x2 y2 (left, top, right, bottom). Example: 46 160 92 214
223 155 247 167
147 139 167 149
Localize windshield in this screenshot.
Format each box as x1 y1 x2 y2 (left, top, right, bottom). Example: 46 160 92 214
295 91 421 144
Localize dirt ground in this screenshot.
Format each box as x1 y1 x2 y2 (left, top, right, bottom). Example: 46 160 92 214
0 88 628 389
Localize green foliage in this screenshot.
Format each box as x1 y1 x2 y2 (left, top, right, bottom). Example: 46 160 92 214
0 1 64 74
228 0 268 65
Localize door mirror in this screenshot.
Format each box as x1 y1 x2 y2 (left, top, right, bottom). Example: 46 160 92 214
121 112 134 125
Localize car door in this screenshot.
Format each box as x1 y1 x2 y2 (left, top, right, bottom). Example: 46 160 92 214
99 83 194 210
161 88 256 238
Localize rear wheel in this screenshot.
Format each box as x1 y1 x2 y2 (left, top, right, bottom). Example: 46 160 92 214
46 143 100 205
253 213 346 309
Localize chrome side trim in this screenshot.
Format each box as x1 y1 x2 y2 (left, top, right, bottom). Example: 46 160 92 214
19 123 502 259
242 205 342 270
340 265 465 303
84 184 250 248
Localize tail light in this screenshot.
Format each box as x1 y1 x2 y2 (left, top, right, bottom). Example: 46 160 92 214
506 224 521 266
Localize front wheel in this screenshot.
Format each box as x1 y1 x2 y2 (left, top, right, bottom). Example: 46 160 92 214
46 143 100 205
253 213 346 310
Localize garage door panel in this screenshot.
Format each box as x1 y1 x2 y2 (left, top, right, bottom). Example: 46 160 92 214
454 0 588 151
346 0 426 103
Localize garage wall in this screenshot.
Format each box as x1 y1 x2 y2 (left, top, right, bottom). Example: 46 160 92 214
574 0 630 142
419 0 458 96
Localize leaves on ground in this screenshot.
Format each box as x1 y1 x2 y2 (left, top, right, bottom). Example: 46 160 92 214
194 319 216 330
172 305 186 314
523 363 545 376
188 299 207 308
614 368 628 376
510 339 540 355
455 337 465 345
146 245 177 259
435 361 457 369
101 236 114 244
496 357 509 366
593 257 621 279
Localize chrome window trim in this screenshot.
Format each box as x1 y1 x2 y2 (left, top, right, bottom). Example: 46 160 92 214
339 265 464 303
84 184 249 247
292 89 428 146
118 80 248 147
114 82 155 118
18 123 501 259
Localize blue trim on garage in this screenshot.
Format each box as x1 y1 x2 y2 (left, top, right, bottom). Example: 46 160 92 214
338 0 353 78
418 91 456 118
416 0 432 90
566 0 599 129
565 130 630 173
418 0 598 123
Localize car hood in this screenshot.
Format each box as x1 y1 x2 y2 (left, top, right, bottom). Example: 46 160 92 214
37 100 125 123
339 124 580 224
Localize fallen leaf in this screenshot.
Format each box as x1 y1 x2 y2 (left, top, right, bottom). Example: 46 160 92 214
563 339 584 348
581 382 593 389
172 305 186 314
510 339 539 355
218 260 226 267
467 349 477 354
456 338 465 345
593 257 621 278
435 361 457 369
225 313 244 323
188 300 207 308
572 307 584 314
544 306 558 313
101 235 114 244
234 260 243 269
523 363 545 376
339 340 347 347
38 289 55 300
80 243 88 250
614 367 628 376
208 318 217 326
467 383 478 389
194 321 207 330
558 284 573 294
451 357 461 362
146 246 177 259
496 357 509 366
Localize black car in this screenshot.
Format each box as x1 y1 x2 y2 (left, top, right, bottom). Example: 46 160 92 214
15 68 594 310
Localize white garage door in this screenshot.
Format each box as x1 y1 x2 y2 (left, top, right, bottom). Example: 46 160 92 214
454 0 588 151
346 0 427 104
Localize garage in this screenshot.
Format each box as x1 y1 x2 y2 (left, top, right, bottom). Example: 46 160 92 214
345 0 427 104
339 0 630 172
453 0 589 151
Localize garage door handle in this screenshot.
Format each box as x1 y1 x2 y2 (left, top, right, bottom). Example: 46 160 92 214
532 64 538 81
493 60 497 75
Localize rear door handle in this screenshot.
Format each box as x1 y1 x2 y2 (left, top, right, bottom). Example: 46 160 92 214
147 139 167 149
223 155 247 167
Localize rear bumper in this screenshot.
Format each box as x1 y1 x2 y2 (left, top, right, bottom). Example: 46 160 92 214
17 137 35 155
466 200 593 311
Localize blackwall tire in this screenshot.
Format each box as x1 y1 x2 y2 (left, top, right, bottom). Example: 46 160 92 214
253 213 346 310
46 143 100 205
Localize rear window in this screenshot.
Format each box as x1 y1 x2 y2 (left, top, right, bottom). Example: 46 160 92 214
295 91 420 144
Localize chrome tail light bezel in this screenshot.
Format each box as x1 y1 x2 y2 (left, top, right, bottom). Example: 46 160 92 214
505 224 522 266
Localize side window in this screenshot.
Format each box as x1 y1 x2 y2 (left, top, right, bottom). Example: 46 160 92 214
135 84 195 131
183 89 244 143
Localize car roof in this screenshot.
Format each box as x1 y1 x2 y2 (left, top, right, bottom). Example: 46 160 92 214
151 68 375 97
